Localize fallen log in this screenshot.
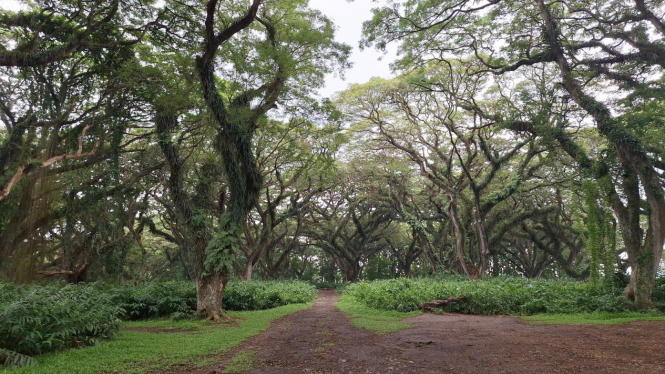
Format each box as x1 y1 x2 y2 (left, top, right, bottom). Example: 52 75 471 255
37 270 75 276
37 264 88 283
419 296 467 312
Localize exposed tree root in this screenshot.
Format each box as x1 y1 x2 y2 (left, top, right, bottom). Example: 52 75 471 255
200 309 243 324
419 296 467 312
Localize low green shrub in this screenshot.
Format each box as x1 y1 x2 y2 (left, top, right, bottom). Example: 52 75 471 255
0 348 36 368
653 275 665 302
311 281 340 289
343 277 634 315
224 281 316 311
110 281 196 320
111 280 316 318
0 283 123 365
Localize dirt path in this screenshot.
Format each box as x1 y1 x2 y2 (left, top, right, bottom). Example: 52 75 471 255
169 290 665 374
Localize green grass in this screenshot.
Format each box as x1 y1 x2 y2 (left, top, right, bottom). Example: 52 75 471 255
523 311 665 325
2 303 309 374
335 295 421 334
223 351 255 373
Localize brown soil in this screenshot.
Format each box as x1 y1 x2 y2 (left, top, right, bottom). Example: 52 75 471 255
164 290 665 374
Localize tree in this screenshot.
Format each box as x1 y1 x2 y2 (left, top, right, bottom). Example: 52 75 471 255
306 172 392 282
149 0 350 319
340 71 558 278
0 2 162 281
340 145 444 275
384 226 422 278
237 118 340 280
0 0 157 67
362 0 665 307
492 187 590 279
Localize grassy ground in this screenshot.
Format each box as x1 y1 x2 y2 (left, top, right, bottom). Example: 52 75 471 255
335 295 421 334
338 294 665 329
223 351 255 374
3 303 309 374
522 311 665 325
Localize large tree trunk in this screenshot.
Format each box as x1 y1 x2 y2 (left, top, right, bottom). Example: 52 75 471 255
196 272 230 321
624 228 657 309
625 258 656 310
338 259 360 282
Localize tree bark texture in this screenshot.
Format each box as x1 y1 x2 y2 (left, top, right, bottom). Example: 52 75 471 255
197 272 230 320
419 296 467 312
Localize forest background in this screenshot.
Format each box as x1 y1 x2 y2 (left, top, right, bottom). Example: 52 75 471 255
0 0 664 339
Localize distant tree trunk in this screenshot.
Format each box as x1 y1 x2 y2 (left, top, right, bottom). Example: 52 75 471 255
403 262 412 278
475 211 491 277
492 253 500 276
449 199 472 278
240 261 254 281
417 234 439 274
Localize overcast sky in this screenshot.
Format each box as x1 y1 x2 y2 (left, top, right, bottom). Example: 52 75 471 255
308 0 397 97
0 0 396 98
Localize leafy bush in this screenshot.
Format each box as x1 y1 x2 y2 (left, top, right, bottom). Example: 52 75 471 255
0 283 123 365
343 277 634 315
0 279 315 366
311 281 340 289
110 281 196 320
653 275 665 302
111 280 316 318
0 348 36 368
224 281 316 311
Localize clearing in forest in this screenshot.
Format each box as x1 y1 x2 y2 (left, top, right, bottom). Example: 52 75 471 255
162 290 665 374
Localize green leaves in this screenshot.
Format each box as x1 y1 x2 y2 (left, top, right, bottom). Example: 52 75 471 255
0 283 123 364
224 281 316 311
0 348 36 368
110 281 197 320
344 277 634 315
204 214 242 276
0 279 316 367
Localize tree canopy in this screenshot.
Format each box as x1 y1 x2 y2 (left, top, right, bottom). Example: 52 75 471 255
1 0 664 311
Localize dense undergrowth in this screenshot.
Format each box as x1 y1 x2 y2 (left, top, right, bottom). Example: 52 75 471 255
3 276 663 367
0 280 315 367
654 275 665 304
0 283 123 366
113 280 316 320
223 280 317 311
343 277 665 315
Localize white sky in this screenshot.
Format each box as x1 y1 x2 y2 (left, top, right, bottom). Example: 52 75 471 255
0 1 21 11
308 0 397 97
0 0 397 98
